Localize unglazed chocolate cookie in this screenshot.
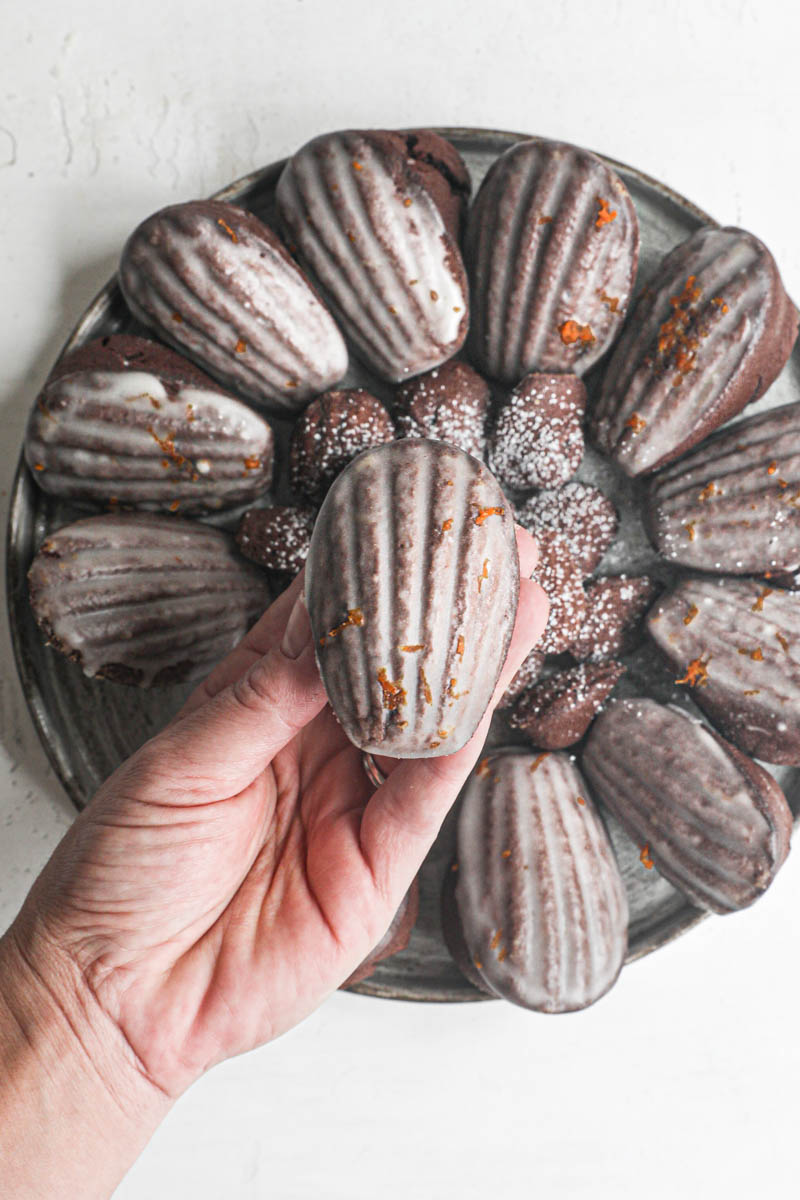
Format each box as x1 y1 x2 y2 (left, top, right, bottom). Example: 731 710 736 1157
28 514 270 687
498 648 546 709
507 660 625 749
646 576 800 765
288 389 395 503
645 400 800 576
583 699 792 912
591 226 798 476
528 530 587 654
516 482 618 575
487 372 586 491
119 200 348 412
305 440 519 757
570 575 658 662
394 360 490 460
465 138 639 382
276 129 469 381
236 505 316 575
342 881 419 987
445 750 628 1011
25 335 274 514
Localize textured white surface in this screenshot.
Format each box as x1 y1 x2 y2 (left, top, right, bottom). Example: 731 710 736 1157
2 2 800 1197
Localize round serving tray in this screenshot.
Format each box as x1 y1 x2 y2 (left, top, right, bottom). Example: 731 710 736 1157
7 128 800 1002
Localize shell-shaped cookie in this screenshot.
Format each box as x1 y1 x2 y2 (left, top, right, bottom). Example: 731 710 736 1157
305 439 519 757
645 400 800 575
646 576 800 765
583 698 792 913
28 514 270 687
25 336 274 513
119 200 348 412
464 138 639 382
591 226 798 476
276 129 469 382
449 750 628 1012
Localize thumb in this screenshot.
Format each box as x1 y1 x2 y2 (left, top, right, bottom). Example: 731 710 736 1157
152 592 327 797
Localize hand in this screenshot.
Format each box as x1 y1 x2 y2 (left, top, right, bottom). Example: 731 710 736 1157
1 527 547 1192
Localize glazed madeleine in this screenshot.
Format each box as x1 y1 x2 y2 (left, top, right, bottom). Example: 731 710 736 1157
591 226 798 476
583 698 792 913
646 400 800 576
119 200 348 412
446 750 628 1012
276 129 469 382
646 575 800 765
305 439 519 757
465 137 639 382
28 514 270 687
26 336 274 513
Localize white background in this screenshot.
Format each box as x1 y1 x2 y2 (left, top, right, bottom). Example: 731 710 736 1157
2 2 799 1196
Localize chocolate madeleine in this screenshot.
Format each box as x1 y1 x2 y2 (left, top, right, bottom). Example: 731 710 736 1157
591 226 798 476
342 881 419 987
236 505 316 575
446 750 628 1011
276 129 469 381
583 699 792 913
465 138 639 382
507 660 625 750
516 483 618 576
289 389 395 503
570 575 658 662
28 514 270 687
646 576 800 764
394 360 490 461
25 335 274 513
487 372 586 492
119 200 347 412
646 400 800 576
305 440 519 757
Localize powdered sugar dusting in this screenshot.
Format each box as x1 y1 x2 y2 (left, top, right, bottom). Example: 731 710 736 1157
394 360 490 460
531 530 587 654
570 574 657 661
488 372 586 491
290 389 395 501
237 505 316 574
517 482 618 575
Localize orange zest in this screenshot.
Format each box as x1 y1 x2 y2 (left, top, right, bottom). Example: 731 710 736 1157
377 667 406 710
675 654 711 687
595 196 617 227
319 608 364 646
559 319 595 346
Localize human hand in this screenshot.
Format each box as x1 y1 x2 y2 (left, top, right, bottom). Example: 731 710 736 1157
3 528 547 1113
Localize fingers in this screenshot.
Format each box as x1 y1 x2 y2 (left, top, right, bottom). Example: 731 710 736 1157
178 571 305 718
359 575 549 901
515 523 538 578
150 590 328 800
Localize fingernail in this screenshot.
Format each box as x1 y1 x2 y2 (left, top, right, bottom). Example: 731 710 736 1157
280 593 312 659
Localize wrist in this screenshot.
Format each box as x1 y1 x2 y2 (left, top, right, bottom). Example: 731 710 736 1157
0 920 171 1198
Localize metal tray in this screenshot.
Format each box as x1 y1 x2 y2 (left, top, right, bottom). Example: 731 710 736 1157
7 128 800 1002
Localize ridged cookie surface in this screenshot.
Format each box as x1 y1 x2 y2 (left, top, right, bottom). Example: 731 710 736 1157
119 200 347 411
28 514 270 687
591 226 798 476
646 576 800 764
305 440 519 757
276 129 469 381
645 400 800 575
583 699 792 913
25 336 274 513
465 138 639 382
449 750 628 1011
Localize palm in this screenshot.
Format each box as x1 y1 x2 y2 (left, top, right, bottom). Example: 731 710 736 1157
39 706 383 1096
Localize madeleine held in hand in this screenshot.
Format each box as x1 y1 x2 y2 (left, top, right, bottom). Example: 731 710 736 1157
0 529 547 1200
